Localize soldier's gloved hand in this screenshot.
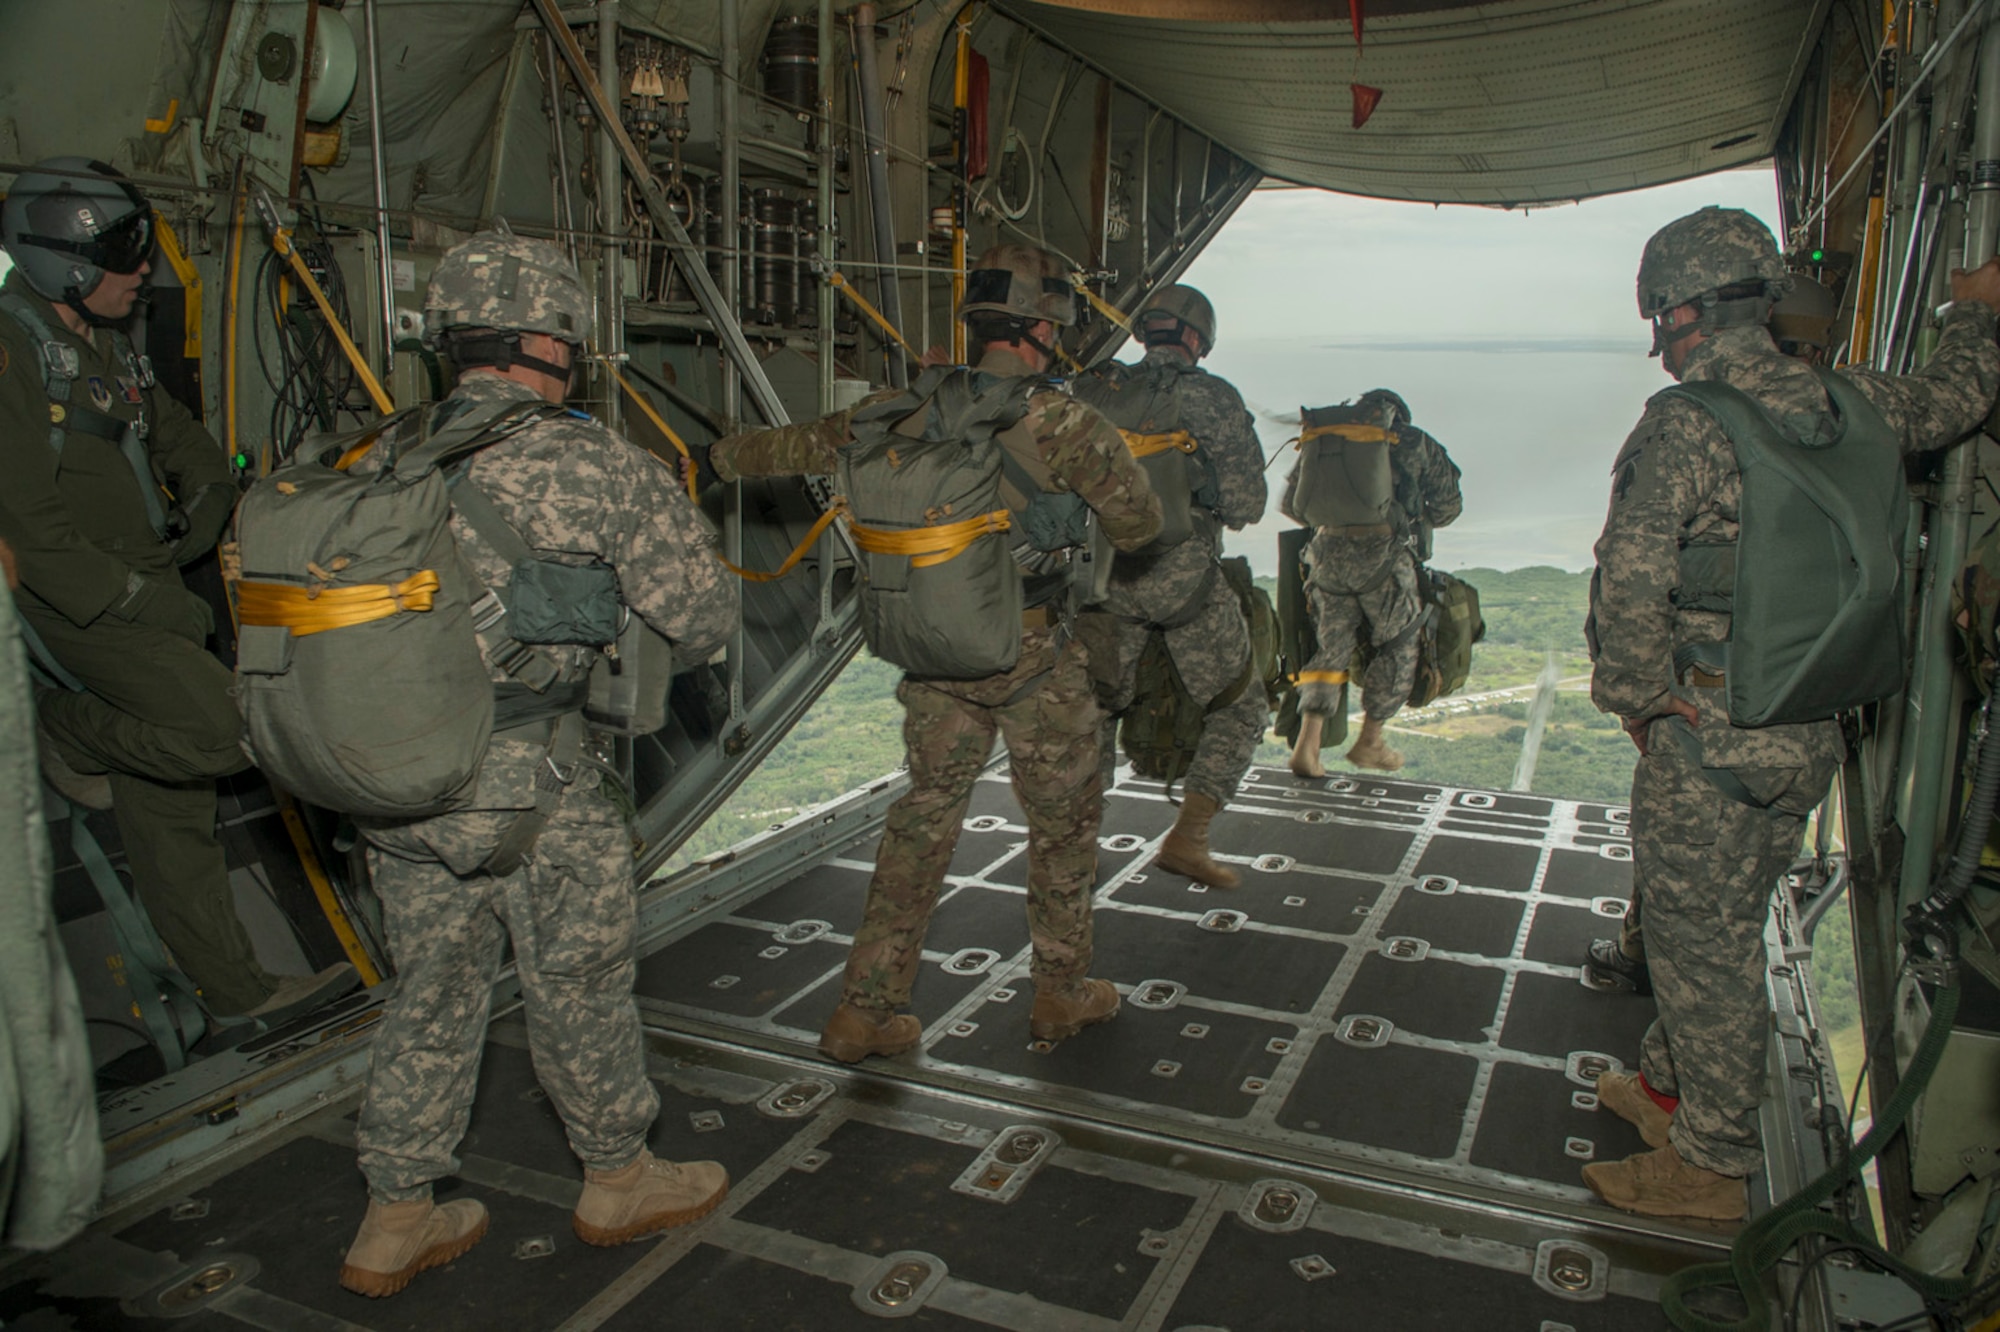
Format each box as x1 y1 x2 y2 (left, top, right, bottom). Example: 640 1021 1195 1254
108 572 215 646
166 483 239 566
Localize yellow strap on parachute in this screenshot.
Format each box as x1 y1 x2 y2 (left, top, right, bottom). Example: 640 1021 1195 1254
1297 423 1391 446
720 501 850 583
827 270 921 358
234 571 442 637
608 364 699 501
1121 429 1198 459
847 509 1011 569
1294 669 1350 685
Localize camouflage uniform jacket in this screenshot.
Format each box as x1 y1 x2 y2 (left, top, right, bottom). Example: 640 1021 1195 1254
0 272 231 629
711 347 1162 555
1280 422 1462 596
381 373 734 837
1589 305 2000 769
1094 345 1268 610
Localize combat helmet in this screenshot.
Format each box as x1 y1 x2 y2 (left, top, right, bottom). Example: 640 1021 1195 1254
958 243 1078 327
423 229 591 378
1769 273 1839 358
1 157 154 321
1357 387 1411 426
1636 206 1791 356
1135 283 1217 355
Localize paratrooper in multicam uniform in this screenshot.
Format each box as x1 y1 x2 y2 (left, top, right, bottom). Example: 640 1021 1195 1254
1072 285 1270 889
1583 205 2000 1221
711 243 1161 1065
339 232 738 1296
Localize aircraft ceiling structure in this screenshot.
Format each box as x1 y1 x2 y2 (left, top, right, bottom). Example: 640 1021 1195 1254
1005 0 1827 205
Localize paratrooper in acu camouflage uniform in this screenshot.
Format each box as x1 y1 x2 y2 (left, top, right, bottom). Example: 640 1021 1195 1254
1581 271 1845 1000
0 159 355 1020
1282 388 1462 775
1583 205 2000 1221
711 243 1161 1064
338 233 738 1297
1072 285 1268 889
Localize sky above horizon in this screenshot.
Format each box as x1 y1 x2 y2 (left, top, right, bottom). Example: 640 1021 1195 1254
1143 168 1785 576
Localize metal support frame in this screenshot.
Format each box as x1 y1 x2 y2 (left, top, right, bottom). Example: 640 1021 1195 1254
818 0 837 415
852 2 908 388
597 0 624 430
362 0 396 378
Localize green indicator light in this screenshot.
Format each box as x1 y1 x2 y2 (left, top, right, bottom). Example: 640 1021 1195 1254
1809 248 1826 262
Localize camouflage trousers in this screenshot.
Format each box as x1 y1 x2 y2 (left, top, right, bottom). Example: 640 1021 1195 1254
356 745 657 1202
1077 560 1267 807
1630 725 1832 1177
844 626 1103 1012
1617 885 1644 961
1300 537 1422 723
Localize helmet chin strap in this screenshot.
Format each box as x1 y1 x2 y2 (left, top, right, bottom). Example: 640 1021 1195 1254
62 285 129 330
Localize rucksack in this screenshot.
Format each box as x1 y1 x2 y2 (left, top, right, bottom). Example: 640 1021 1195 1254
840 365 1085 680
1291 400 1399 530
1118 557 1280 781
232 398 619 819
1659 368 1905 726
1406 567 1484 707
1071 361 1215 551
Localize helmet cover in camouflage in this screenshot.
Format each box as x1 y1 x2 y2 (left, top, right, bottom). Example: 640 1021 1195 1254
1636 206 1791 318
1136 283 1217 352
1769 273 1838 350
958 243 1077 326
1357 387 1411 425
423 231 591 346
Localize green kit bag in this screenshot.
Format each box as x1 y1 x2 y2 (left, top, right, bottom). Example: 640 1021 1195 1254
1273 526 1348 747
1118 557 1280 781
1407 567 1484 707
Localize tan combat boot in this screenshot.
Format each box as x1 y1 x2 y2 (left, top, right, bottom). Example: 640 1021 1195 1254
1030 977 1121 1041
1581 1143 1746 1221
818 1003 923 1064
1345 717 1404 772
338 1196 490 1297
1288 713 1326 780
572 1150 729 1246
1154 792 1241 889
1596 1070 1672 1149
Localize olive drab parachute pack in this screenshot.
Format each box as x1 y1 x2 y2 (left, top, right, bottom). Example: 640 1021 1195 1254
232 398 628 821
1117 558 1282 782
1289 398 1399 531
1070 360 1216 552
1658 367 1906 726
840 365 1089 679
1404 567 1484 707
1273 527 1348 747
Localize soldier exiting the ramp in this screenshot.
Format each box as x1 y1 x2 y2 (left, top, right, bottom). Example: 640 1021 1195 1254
337 234 738 1295
1072 285 1269 889
0 158 355 1021
710 244 1161 1064
1282 388 1462 776
1584 206 2000 1221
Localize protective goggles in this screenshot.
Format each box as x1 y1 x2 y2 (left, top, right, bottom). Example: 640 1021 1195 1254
25 209 154 276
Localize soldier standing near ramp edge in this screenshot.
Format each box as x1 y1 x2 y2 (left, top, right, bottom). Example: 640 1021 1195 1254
711 243 1161 1064
1581 272 1843 999
1282 388 1463 776
1072 285 1269 889
337 233 738 1295
1584 207 2000 1221
0 158 355 1022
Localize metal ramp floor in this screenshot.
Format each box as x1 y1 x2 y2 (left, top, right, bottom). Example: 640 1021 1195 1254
4 767 1768 1331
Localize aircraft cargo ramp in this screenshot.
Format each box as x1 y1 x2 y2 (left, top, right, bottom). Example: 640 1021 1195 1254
2 765 1847 1330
